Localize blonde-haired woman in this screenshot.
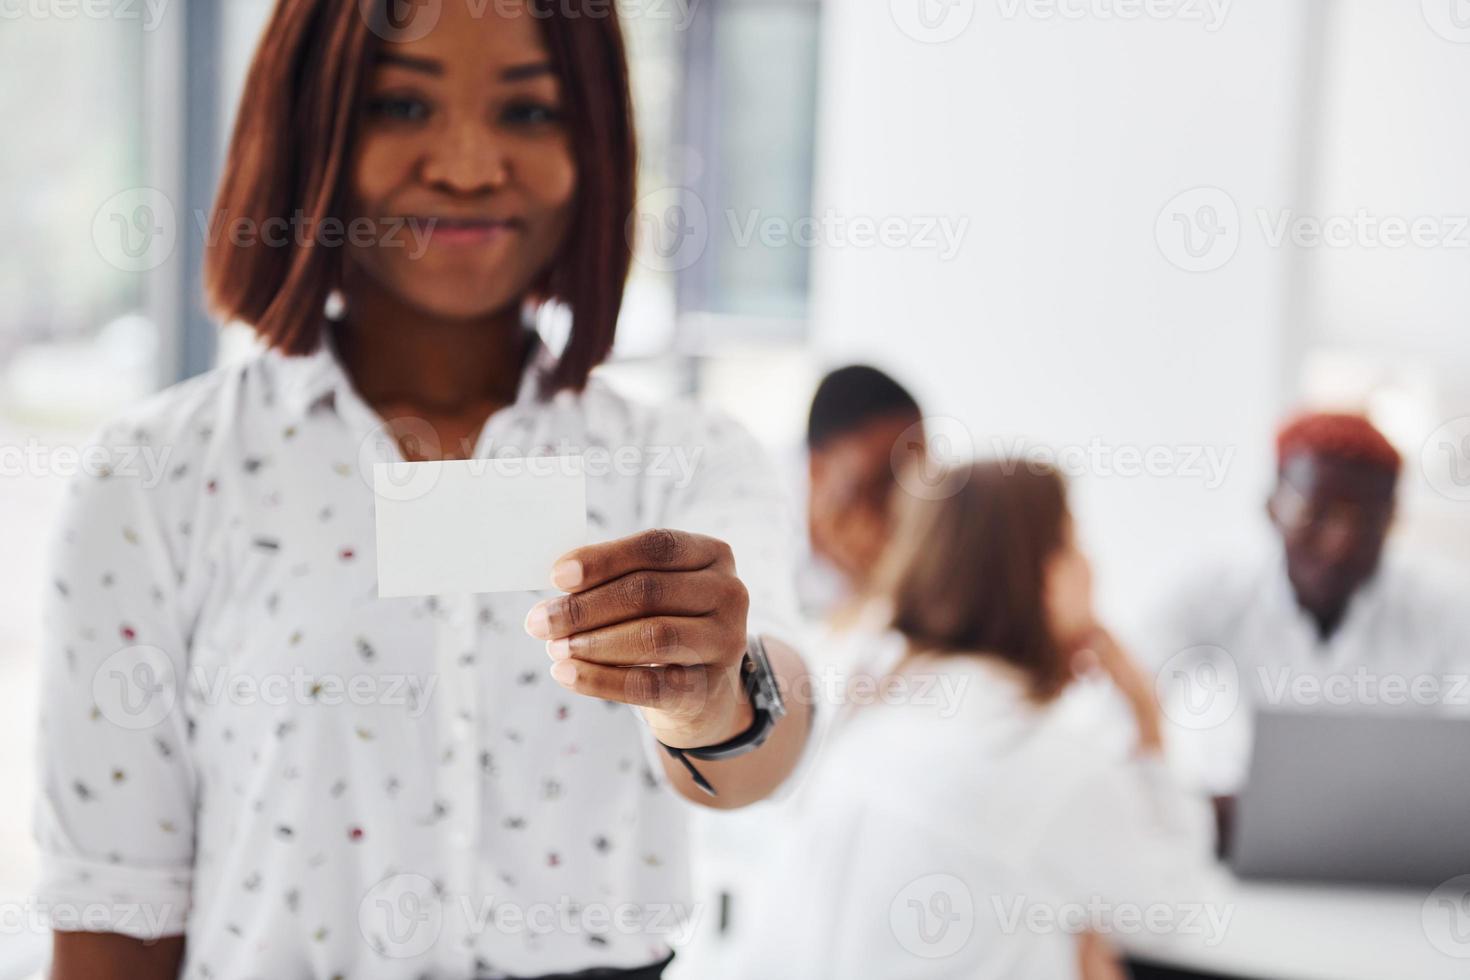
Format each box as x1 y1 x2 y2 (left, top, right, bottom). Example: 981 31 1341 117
750 461 1216 979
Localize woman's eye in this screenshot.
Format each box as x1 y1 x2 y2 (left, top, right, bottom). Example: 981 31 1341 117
366 96 431 122
503 101 562 127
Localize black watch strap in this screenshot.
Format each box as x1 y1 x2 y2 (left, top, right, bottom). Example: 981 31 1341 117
658 636 785 797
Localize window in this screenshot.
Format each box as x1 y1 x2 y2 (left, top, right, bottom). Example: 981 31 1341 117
0 3 152 953
623 0 822 357
682 0 821 324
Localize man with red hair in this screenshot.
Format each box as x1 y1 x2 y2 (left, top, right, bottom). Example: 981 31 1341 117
1152 412 1470 802
1270 412 1403 638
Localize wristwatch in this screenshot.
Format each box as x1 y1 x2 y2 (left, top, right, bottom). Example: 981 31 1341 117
659 634 787 797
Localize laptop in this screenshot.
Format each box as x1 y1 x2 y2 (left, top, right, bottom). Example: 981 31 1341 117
1231 710 1470 886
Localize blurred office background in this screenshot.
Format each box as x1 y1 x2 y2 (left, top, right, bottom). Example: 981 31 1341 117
3 0 1470 973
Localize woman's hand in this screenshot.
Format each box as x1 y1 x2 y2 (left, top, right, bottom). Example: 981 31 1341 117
524 528 755 750
1072 626 1164 753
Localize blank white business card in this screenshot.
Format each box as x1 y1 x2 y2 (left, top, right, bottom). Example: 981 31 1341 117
373 456 587 597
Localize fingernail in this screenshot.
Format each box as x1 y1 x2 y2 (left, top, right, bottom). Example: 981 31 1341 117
549 660 577 686
551 559 583 591
546 638 572 661
524 603 551 639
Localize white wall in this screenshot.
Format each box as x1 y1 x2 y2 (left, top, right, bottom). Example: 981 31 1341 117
808 0 1316 627
1295 1 1470 566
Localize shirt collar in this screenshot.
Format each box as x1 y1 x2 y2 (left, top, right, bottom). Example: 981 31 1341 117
277 325 559 419
1266 549 1390 646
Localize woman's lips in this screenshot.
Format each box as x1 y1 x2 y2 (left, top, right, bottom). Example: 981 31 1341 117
415 217 521 247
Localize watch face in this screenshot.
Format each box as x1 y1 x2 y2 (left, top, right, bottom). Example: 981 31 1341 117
747 639 787 720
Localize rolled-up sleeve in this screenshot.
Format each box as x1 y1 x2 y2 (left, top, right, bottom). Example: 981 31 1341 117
34 422 196 938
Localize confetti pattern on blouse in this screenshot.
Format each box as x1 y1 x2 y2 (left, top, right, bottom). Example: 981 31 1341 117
34 337 799 979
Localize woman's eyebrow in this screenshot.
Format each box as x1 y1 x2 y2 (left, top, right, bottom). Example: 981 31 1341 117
501 61 554 82
376 51 442 75
371 54 553 83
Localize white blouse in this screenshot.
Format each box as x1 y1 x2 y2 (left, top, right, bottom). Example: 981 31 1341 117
743 632 1217 980
34 336 798 979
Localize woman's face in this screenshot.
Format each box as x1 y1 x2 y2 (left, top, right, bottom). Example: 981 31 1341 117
346 0 577 319
1043 517 1096 651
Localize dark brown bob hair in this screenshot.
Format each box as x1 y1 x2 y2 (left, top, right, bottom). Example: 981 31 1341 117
204 0 637 394
875 460 1073 701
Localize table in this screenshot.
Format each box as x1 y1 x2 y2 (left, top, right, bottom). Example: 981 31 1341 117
1120 869 1470 980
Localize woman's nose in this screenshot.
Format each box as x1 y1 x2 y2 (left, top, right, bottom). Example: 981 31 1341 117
420 119 510 195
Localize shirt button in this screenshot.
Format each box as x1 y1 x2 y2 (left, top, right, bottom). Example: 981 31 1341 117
452 718 472 741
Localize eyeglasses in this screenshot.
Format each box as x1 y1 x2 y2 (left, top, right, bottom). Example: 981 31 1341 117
1272 482 1392 538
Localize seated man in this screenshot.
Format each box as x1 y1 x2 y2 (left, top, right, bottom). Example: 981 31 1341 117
1152 412 1470 808
801 364 924 623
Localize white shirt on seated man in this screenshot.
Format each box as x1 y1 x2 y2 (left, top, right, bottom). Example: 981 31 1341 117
1148 412 1470 798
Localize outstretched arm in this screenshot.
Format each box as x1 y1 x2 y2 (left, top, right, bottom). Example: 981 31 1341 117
525 528 813 808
